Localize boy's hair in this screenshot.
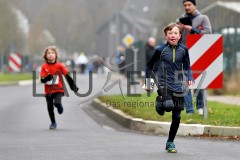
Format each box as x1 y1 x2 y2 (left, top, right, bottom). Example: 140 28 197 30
42 45 59 62
164 23 183 35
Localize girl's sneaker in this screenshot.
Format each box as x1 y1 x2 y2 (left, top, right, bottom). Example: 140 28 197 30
49 123 57 130
165 142 177 153
57 106 63 114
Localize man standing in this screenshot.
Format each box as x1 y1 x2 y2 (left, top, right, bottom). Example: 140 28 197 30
178 0 212 115
145 37 158 77
145 37 157 65
144 37 157 87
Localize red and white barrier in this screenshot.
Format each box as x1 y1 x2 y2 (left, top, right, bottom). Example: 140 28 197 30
187 34 223 89
9 53 22 72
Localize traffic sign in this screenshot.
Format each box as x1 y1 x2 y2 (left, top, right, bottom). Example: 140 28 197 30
122 34 135 47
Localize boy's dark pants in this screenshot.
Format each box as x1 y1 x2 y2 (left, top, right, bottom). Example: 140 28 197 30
166 91 184 142
168 109 181 142
45 93 63 123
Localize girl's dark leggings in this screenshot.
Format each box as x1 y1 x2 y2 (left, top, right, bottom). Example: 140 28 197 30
45 93 63 123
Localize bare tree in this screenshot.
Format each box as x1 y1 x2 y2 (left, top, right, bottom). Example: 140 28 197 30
0 1 24 54
12 0 128 56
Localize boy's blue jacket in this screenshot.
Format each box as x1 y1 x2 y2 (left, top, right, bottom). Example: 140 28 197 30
146 42 194 92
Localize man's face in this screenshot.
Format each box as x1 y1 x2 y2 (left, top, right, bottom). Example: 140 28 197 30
148 38 156 48
183 1 196 14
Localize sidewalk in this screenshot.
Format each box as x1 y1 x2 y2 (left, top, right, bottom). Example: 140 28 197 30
208 95 240 105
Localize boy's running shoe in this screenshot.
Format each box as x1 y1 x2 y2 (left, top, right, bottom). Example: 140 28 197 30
49 123 57 130
165 142 177 153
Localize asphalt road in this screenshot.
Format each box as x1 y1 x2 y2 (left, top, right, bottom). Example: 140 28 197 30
0 74 239 160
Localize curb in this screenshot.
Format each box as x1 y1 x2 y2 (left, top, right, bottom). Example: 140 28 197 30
92 99 240 137
18 80 38 86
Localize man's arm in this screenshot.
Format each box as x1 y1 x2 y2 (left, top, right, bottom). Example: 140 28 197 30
191 15 212 34
146 49 159 78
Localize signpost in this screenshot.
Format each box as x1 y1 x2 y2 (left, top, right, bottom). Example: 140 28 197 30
123 33 138 93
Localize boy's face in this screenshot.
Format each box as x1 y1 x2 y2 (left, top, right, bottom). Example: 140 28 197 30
46 49 56 62
183 1 196 14
165 26 181 46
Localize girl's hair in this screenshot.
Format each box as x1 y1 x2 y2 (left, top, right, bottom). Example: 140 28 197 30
42 45 59 62
164 23 183 35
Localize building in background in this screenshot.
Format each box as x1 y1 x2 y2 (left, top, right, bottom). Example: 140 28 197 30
95 0 159 58
201 1 240 76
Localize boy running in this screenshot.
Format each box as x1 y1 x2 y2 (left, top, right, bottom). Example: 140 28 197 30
145 23 194 153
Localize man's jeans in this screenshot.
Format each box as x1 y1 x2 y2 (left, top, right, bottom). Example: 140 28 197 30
184 89 204 113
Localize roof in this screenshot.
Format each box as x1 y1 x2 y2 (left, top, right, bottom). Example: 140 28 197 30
201 1 240 14
97 0 159 34
97 11 151 34
120 11 150 33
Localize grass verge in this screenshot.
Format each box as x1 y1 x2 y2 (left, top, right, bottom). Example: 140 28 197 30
98 94 240 127
0 73 33 83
